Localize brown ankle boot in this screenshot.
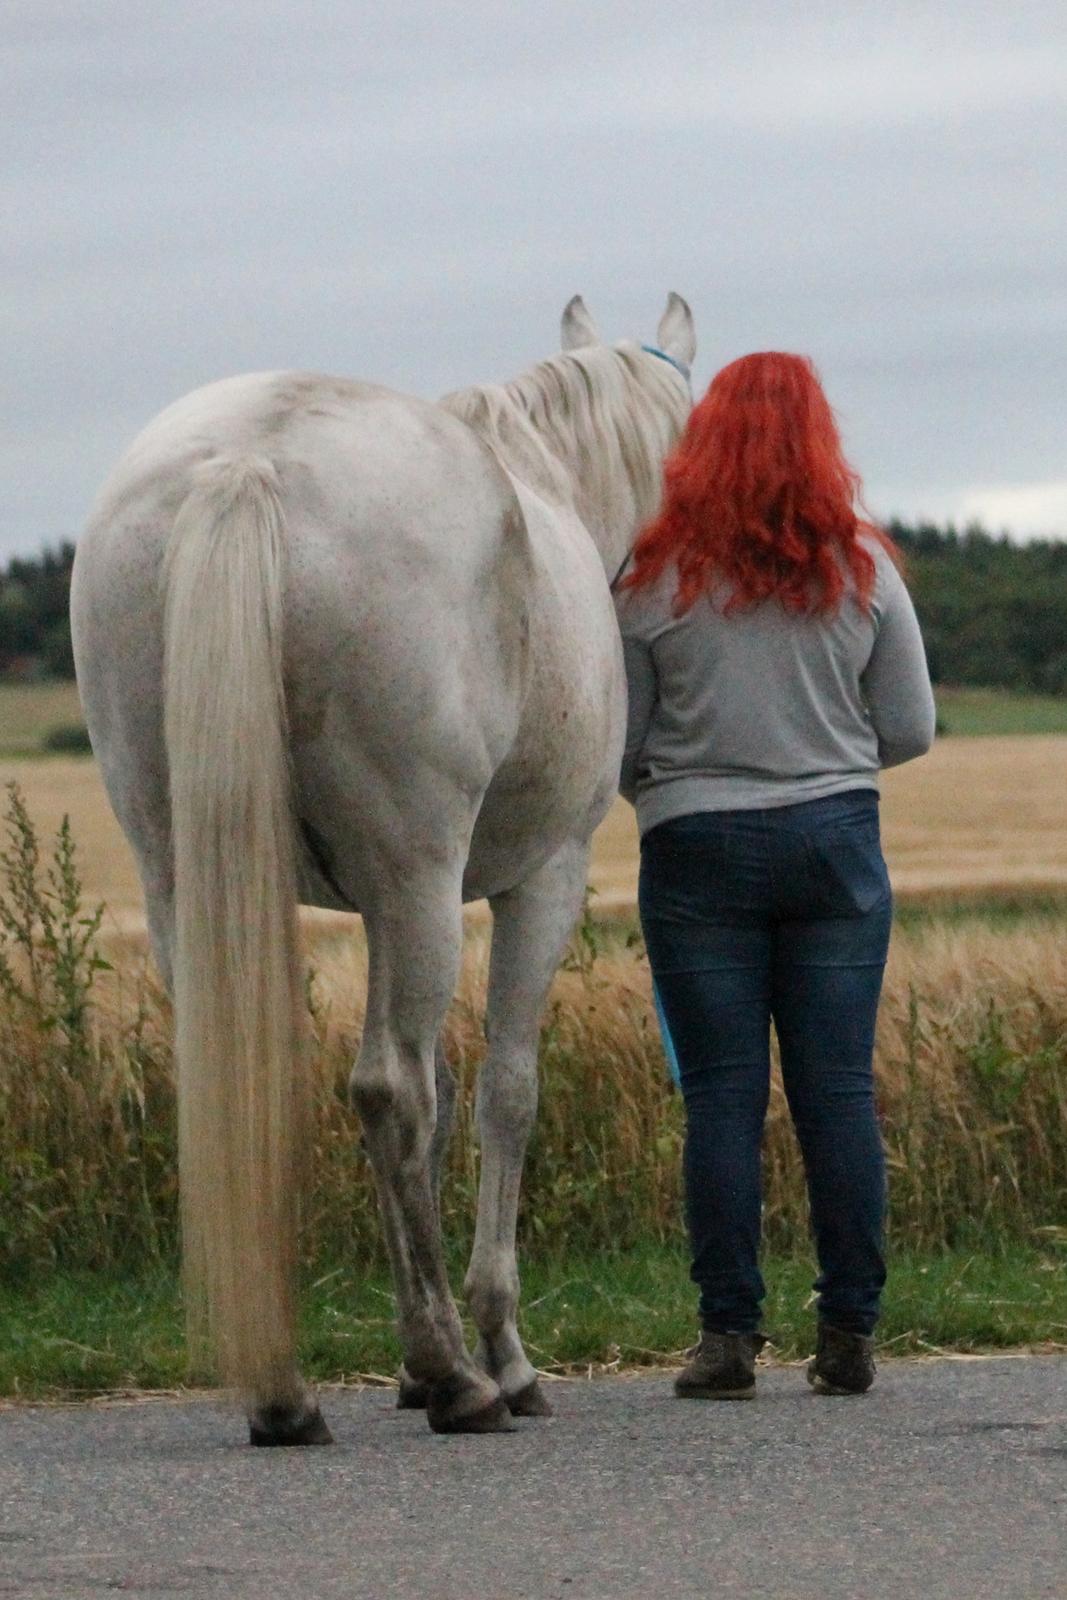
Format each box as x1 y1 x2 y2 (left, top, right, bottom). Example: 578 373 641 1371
674 1330 765 1400
807 1324 876 1395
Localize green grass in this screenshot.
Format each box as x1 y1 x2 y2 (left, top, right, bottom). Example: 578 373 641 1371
3 1244 1064 1398
0 681 86 758
593 890 1067 948
892 889 1067 929
936 685 1067 737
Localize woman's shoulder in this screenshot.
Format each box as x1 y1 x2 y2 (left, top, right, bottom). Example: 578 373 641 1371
613 563 682 639
855 531 909 621
856 529 895 568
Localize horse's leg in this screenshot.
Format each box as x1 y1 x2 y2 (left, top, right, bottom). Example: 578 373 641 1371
465 835 591 1417
143 870 175 995
352 877 510 1434
429 1038 458 1210
396 1038 457 1410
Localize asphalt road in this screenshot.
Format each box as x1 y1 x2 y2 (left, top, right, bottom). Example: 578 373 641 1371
2 1357 1065 1600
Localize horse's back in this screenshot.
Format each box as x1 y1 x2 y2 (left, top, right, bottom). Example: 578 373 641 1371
80 369 517 572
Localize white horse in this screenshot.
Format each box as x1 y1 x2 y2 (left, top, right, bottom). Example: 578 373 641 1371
71 293 695 1444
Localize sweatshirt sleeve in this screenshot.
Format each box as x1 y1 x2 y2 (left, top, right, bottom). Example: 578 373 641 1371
619 632 658 803
861 560 937 768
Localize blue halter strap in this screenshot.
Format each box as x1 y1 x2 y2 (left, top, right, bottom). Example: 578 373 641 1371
641 344 691 383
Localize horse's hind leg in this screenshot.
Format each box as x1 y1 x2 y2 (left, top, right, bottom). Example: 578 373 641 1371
143 870 175 995
396 1038 457 1410
465 836 592 1417
428 1038 458 1212
352 872 509 1434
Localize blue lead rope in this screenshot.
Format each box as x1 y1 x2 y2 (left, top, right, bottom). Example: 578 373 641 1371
652 978 682 1088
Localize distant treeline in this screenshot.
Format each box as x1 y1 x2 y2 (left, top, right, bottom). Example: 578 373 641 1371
1 525 1065 693
891 523 1067 695
0 542 75 679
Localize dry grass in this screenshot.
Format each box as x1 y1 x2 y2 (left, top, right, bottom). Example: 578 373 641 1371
4 885 1065 1275
308 915 1067 1254
1 739 1065 1277
3 734 1067 931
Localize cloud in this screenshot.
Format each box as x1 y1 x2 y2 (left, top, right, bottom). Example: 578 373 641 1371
869 479 1067 541
1 0 1065 557
955 481 1067 539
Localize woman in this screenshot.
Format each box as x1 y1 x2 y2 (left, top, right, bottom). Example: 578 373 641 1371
615 352 935 1399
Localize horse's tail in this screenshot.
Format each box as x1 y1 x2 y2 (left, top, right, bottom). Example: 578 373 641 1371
163 455 306 1409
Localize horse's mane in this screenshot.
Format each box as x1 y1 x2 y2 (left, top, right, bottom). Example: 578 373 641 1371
441 343 690 534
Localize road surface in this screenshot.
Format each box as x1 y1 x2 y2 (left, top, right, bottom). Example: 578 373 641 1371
2 1357 1065 1598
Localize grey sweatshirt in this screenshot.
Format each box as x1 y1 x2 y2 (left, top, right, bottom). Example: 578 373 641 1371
615 538 936 835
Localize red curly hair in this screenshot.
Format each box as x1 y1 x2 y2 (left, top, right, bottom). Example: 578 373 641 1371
622 352 897 616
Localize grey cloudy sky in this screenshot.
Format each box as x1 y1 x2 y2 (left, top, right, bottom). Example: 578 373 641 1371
3 0 1066 559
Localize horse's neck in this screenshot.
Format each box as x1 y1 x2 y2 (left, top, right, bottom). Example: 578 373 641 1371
498 421 643 585
564 481 640 587
440 359 663 587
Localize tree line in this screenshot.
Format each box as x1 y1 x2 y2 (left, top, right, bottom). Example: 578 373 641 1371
0 542 76 679
0 525 1064 693
890 523 1067 695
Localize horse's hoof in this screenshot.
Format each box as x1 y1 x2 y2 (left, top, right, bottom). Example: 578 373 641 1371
249 1403 334 1447
396 1369 430 1410
426 1375 515 1435
429 1394 514 1435
505 1378 553 1418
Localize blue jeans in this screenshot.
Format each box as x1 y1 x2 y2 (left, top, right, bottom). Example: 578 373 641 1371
639 790 891 1337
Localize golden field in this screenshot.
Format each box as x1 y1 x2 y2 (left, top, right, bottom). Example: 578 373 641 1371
0 732 1064 935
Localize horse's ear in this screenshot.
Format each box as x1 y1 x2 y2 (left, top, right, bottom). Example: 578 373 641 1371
656 292 696 367
560 295 601 351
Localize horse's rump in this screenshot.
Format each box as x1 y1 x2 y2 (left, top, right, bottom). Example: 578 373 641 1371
76 371 533 806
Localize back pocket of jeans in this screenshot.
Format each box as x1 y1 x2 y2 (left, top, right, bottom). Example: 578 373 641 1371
802 822 890 918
